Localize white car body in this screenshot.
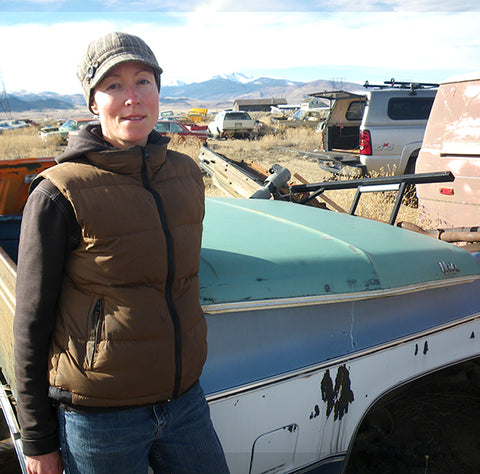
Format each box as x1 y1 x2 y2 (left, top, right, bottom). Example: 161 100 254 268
208 111 255 138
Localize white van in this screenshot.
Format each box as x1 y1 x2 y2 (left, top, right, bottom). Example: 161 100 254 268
416 72 480 228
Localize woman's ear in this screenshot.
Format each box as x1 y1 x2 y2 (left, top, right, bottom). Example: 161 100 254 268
90 96 99 115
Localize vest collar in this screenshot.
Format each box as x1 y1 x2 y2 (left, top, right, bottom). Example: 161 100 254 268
85 143 168 176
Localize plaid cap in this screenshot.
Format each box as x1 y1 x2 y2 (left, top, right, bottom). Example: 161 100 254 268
77 32 163 111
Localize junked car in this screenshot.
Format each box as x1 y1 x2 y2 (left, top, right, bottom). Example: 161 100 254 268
0 120 30 133
39 118 97 143
416 71 480 228
271 108 328 130
208 111 256 138
154 120 208 141
1 159 480 473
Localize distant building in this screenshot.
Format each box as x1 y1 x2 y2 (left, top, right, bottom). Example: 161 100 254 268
233 98 287 112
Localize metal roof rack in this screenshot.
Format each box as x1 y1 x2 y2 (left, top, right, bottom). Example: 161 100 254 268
363 79 439 95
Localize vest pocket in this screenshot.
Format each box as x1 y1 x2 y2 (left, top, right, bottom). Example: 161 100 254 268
85 298 104 370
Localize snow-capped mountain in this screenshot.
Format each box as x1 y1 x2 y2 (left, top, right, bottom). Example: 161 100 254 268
162 79 187 87
4 74 363 113
212 72 255 83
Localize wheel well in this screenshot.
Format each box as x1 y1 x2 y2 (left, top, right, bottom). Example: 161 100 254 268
405 149 419 174
345 357 480 473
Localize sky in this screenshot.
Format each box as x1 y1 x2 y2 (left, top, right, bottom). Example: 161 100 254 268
1 0 480 96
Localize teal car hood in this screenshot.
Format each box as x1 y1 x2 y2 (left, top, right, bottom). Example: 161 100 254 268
199 198 480 306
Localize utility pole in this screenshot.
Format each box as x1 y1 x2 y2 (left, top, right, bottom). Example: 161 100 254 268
0 70 12 120
328 77 345 90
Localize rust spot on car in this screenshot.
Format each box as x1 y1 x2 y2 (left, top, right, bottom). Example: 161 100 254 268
321 365 354 421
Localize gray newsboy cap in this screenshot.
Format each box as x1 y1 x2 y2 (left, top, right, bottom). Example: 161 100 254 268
77 32 163 111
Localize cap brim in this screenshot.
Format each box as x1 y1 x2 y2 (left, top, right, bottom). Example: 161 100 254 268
90 52 163 90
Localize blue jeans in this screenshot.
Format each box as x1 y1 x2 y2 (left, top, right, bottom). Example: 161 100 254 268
57 382 229 474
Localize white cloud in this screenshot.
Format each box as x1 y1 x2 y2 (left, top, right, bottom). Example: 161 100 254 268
1 11 480 94
0 21 117 94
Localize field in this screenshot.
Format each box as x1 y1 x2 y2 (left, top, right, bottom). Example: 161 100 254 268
0 121 423 227
3 118 427 225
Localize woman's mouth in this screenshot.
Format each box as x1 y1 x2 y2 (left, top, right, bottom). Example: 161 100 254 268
122 115 145 122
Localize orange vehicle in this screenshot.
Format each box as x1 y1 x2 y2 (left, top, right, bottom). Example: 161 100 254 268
0 157 56 215
416 72 480 228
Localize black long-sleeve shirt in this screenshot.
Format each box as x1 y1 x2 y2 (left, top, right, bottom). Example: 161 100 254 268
14 179 80 456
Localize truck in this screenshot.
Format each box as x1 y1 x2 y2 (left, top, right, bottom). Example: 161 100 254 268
311 80 438 176
416 71 480 229
1 157 480 473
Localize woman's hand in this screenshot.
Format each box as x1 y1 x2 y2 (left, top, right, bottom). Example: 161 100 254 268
25 451 63 474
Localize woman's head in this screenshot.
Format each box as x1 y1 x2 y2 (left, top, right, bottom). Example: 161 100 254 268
77 32 162 148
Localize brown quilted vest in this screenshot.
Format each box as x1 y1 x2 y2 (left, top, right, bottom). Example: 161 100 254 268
40 143 207 407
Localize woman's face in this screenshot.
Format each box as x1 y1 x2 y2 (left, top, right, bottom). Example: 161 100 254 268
91 61 159 149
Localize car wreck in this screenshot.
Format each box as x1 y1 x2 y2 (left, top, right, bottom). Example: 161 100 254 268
0 153 480 473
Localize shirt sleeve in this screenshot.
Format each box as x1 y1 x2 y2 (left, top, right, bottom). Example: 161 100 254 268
14 179 80 456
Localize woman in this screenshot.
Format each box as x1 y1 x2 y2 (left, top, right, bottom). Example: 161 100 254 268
14 32 229 474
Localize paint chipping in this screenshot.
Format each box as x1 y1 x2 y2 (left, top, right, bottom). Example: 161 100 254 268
321 365 355 421
309 405 320 420
423 341 429 355
350 302 355 348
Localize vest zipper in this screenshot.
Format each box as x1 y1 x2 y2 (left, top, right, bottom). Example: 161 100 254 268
141 147 182 398
86 298 103 370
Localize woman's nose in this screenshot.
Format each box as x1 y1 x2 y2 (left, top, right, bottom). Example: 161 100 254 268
125 85 141 105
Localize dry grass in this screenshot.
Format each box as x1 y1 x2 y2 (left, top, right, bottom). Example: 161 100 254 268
203 123 420 226
0 122 420 225
0 125 64 160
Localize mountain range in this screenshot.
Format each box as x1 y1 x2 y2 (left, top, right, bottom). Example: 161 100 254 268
3 73 365 114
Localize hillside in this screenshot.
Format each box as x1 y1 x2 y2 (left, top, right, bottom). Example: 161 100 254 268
3 74 364 117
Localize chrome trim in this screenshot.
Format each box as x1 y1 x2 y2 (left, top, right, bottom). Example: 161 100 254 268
0 384 26 473
206 309 480 403
202 275 480 314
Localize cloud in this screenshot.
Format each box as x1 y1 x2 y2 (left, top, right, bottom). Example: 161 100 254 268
3 0 480 12
0 20 116 93
312 0 480 11
1 11 480 94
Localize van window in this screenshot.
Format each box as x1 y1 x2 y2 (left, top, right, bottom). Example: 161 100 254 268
346 101 365 121
387 97 435 120
225 112 252 120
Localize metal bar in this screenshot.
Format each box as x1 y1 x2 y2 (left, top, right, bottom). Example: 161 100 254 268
298 187 325 205
389 182 407 225
290 171 454 193
349 188 362 215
